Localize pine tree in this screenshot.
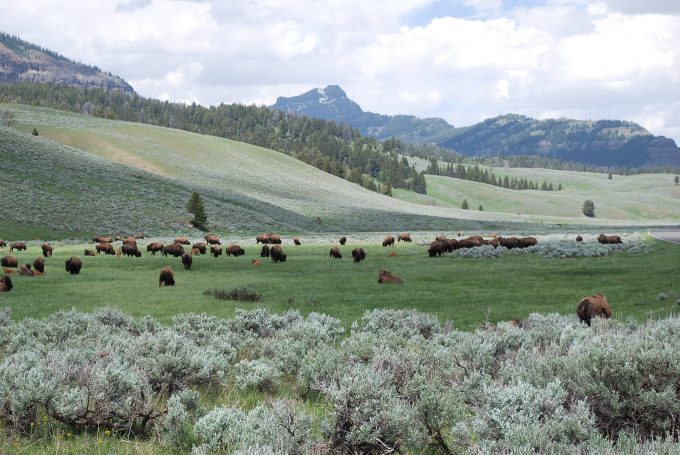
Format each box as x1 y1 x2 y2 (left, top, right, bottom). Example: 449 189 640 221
462 199 469 209
32 128 39 136
558 183 563 191
675 175 679 185
582 199 595 218
187 192 207 228
478 205 484 211
608 172 613 180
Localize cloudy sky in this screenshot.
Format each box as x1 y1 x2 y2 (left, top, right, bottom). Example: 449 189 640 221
1 0 680 141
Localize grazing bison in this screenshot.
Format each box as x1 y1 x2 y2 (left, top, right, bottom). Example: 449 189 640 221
339 236 347 246
576 235 583 242
9 242 26 253
204 234 221 245
226 244 245 257
0 275 12 292
270 234 282 245
84 249 96 256
181 252 192 270
398 233 412 242
92 236 113 244
175 236 190 245
96 243 116 255
252 259 261 266
378 269 403 284
293 237 301 246
428 240 447 257
41 243 53 257
0 240 6 248
18 264 34 276
270 245 287 263
517 237 537 248
162 243 185 258
159 266 175 287
1 256 18 268
352 248 366 263
260 245 270 258
146 242 164 255
598 234 622 244
192 242 207 254
65 257 82 275
329 247 342 259
382 235 395 247
122 244 142 257
577 293 612 326
33 256 45 274
210 245 222 258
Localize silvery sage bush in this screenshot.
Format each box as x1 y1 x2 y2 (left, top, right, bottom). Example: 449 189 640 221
234 359 282 393
353 308 442 339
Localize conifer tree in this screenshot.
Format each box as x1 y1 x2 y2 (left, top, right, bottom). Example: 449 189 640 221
462 199 469 209
187 192 207 228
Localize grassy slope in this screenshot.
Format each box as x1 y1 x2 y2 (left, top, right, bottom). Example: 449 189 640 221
393 170 680 220
2 103 668 241
1 239 677 330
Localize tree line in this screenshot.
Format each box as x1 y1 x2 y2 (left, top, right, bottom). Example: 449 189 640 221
0 83 427 195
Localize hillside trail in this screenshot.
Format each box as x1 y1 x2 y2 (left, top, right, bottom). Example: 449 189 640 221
649 230 680 244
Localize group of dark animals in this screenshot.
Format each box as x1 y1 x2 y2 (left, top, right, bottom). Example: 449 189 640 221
0 232 622 325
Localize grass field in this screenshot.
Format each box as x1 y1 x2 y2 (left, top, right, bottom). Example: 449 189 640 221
1 237 677 330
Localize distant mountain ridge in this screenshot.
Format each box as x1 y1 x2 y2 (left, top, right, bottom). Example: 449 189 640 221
270 85 457 144
271 86 680 167
0 32 133 92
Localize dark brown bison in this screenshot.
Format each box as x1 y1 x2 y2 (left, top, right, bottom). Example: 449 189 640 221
96 243 116 255
175 236 190 245
122 244 142 257
435 235 448 242
398 233 412 242
598 234 622 244
84 249 96 256
352 248 366 263
0 275 12 292
270 234 282 245
577 293 612 326
256 233 271 244
41 243 53 257
159 266 175 286
65 257 82 275
204 234 221 245
428 240 447 257
226 244 245 257
339 236 347 245
9 242 26 253
459 236 483 248
576 235 583 242
329 247 342 259
162 243 185 258
181 252 192 270
210 245 222 258
0 240 6 248
1 256 18 268
293 237 301 246
484 238 500 248
92 236 112 244
382 235 395 247
192 242 207 254
378 269 403 284
270 245 287 263
260 245 270 257
18 264 34 276
445 239 459 252
517 237 537 248
146 242 164 255
498 237 520 249
33 256 45 274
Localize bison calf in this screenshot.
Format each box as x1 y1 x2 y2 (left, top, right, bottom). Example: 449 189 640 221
159 266 175 286
84 249 96 256
378 269 403 284
65 257 82 275
577 293 611 326
0 275 12 292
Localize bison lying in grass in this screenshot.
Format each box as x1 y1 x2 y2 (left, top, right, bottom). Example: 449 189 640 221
378 269 403 284
84 249 96 256
1 256 18 268
0 275 12 292
159 266 175 286
65 257 82 275
577 293 611 326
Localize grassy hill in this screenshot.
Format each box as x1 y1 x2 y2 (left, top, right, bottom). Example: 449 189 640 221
393 165 680 221
1 103 676 240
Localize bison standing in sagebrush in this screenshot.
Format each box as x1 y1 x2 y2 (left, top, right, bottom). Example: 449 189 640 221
181 252 192 270
65 257 82 275
270 245 287 263
576 235 583 242
159 266 175 286
329 247 342 259
598 234 622 244
428 240 446 257
352 248 366 263
0 275 12 292
577 293 612 326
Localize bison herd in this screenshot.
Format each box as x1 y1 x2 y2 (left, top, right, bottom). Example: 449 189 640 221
0 232 624 325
